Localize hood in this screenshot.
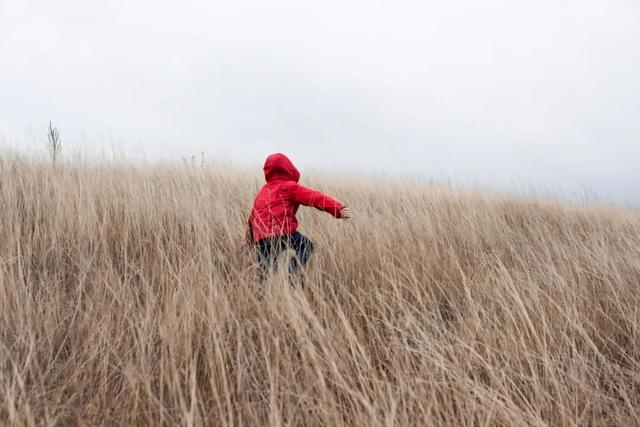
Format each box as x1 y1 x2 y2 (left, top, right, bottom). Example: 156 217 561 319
263 153 301 183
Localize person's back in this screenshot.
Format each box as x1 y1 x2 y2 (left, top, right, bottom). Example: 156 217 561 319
247 153 351 283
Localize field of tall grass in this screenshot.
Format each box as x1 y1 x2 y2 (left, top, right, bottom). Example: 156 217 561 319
1 155 639 426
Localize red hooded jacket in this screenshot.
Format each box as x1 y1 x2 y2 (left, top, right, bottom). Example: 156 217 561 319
246 153 345 243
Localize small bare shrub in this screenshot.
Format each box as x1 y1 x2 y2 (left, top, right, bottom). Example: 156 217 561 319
47 120 62 166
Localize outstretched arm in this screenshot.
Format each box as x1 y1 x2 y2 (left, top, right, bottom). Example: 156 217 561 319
290 183 347 218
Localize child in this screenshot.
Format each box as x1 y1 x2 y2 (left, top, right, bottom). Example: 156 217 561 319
246 153 351 283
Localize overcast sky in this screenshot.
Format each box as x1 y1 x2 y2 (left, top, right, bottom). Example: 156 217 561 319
1 0 639 204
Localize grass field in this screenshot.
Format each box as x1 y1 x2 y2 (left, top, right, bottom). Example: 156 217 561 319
1 156 639 426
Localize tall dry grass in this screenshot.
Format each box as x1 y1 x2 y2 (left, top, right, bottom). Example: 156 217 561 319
1 155 639 426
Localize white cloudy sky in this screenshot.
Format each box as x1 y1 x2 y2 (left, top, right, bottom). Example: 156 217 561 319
1 0 639 204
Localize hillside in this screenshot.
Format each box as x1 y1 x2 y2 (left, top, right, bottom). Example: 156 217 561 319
1 157 639 426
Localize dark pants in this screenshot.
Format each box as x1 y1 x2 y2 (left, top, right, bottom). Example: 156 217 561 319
256 232 315 283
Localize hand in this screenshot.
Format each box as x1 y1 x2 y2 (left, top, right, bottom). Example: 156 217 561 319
340 207 352 220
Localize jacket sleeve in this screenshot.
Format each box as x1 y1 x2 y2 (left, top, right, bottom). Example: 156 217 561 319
289 183 344 218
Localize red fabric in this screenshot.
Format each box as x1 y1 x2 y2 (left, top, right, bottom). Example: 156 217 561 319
247 153 344 243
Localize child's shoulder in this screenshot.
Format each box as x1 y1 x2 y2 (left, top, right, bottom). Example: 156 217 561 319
278 180 299 189
259 180 298 194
